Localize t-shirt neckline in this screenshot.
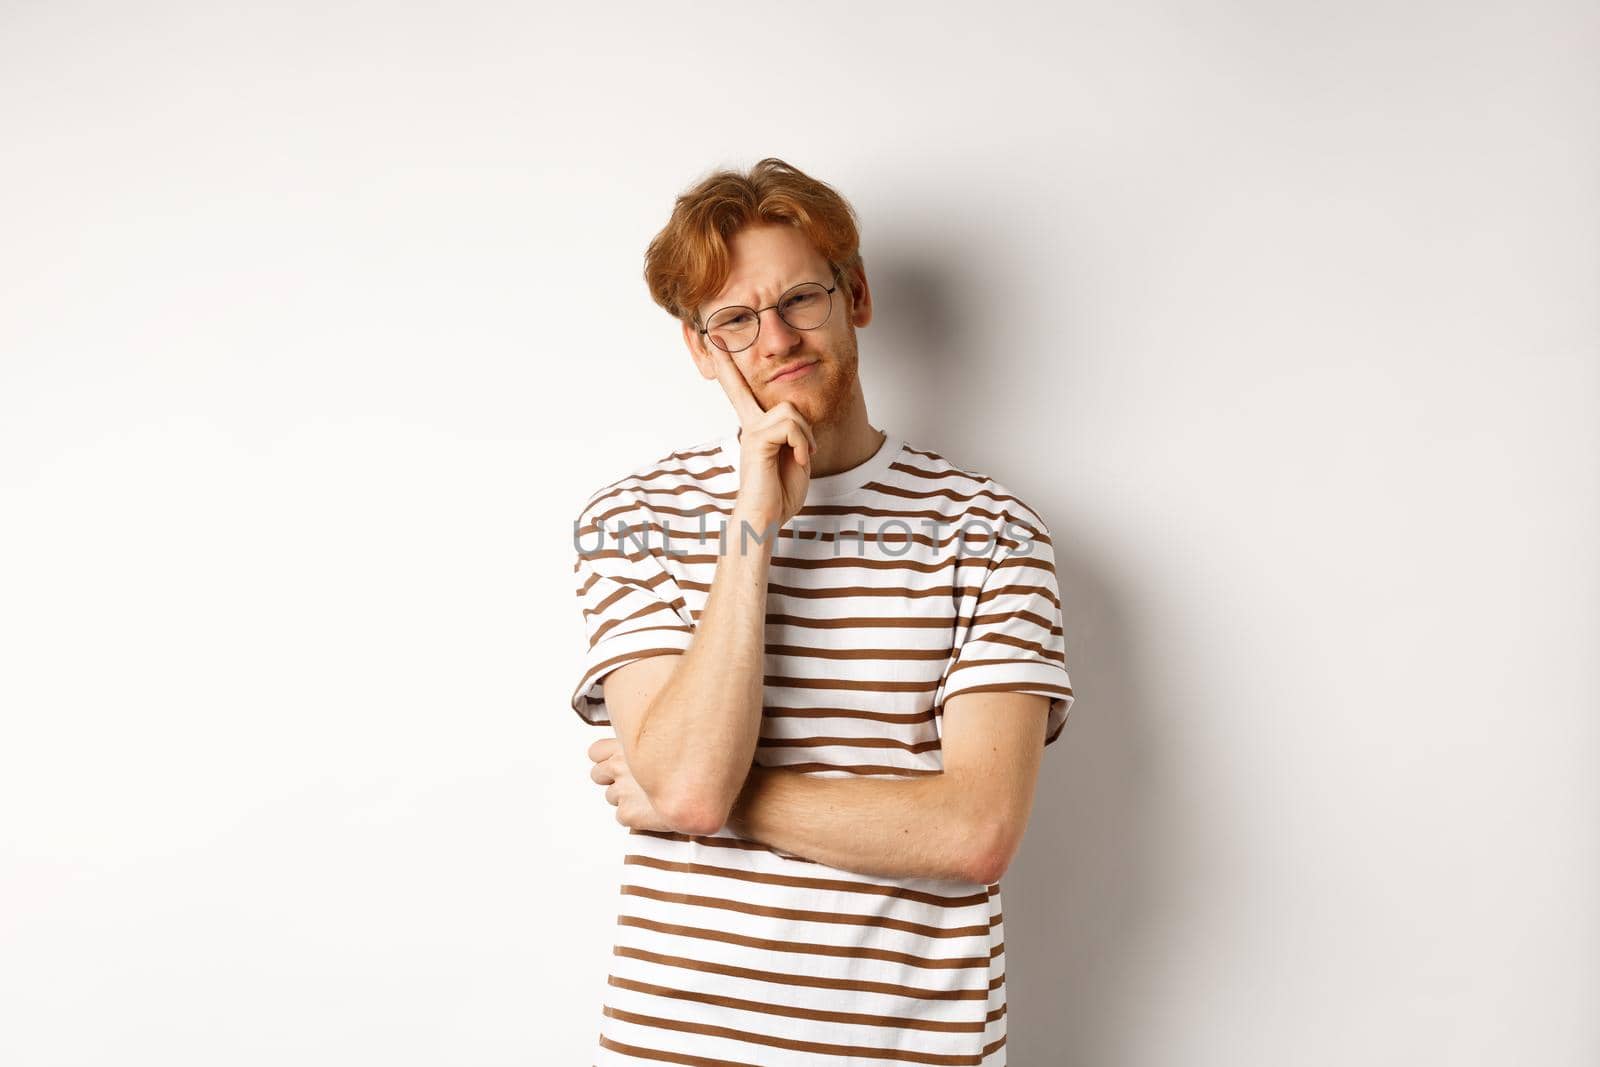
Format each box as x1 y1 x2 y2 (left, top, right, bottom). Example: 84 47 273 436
718 425 902 502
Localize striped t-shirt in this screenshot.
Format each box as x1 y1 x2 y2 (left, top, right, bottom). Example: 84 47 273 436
569 425 1075 1066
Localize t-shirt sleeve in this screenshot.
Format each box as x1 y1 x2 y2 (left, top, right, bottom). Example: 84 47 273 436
569 496 697 727
934 513 1076 746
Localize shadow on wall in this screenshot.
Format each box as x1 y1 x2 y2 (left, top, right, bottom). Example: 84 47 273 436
1006 557 1165 1065
869 246 1172 1062
854 241 975 435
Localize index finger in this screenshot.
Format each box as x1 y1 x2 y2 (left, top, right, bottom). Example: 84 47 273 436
707 342 767 428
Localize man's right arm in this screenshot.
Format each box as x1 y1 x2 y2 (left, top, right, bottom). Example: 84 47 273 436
600 507 776 835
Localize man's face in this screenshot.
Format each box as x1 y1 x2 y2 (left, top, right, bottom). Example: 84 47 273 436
686 222 869 432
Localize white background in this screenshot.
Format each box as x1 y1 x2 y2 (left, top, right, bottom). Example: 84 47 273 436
2 2 1595 1064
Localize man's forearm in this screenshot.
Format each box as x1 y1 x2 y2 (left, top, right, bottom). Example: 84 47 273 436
631 509 774 833
724 766 998 884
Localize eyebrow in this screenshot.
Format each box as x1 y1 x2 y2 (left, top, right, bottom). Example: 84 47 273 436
707 274 824 313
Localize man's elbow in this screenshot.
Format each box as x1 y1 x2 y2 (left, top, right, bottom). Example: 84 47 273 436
628 748 732 836
963 820 1024 885
655 785 736 837
631 742 748 837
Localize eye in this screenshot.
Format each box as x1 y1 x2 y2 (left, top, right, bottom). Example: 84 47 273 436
783 292 816 309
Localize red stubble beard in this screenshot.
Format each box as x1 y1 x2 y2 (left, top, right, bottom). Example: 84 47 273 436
751 328 860 433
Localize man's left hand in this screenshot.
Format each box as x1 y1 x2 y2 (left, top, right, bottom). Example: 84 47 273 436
587 736 677 832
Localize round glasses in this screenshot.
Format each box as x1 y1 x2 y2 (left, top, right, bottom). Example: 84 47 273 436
698 280 838 354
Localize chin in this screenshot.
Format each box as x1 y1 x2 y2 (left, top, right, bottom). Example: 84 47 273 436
761 357 849 425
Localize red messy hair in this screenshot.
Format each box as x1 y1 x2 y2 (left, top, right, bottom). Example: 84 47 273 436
643 157 864 329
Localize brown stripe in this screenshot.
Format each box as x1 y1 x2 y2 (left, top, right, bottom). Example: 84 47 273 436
792 503 1049 546
757 734 942 754
577 570 679 610
974 581 1061 611
765 675 940 693
946 656 1066 677
579 538 1038 569
761 582 980 601
622 853 988 907
759 761 944 777
765 613 955 630
602 1004 989 1065
628 829 818 862
614 946 991 1001
866 478 1044 518
940 681 1073 701
968 607 1062 634
583 598 688 645
620 883 989 938
763 705 937 725
957 631 1069 661
765 643 953 661
616 915 991 971
580 645 688 681
608 975 987 1033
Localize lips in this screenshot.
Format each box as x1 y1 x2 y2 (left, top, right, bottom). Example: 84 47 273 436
769 360 817 384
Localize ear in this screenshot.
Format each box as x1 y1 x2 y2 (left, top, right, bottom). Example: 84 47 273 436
843 260 872 328
682 319 717 380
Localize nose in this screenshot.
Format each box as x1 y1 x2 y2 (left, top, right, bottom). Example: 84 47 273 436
751 305 803 362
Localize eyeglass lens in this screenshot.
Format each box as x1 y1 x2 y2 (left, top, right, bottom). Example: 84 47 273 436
705 282 832 353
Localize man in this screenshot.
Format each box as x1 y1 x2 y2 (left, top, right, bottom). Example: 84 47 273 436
569 157 1075 1066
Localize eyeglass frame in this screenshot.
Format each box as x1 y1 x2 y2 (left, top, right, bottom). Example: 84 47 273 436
695 275 841 354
